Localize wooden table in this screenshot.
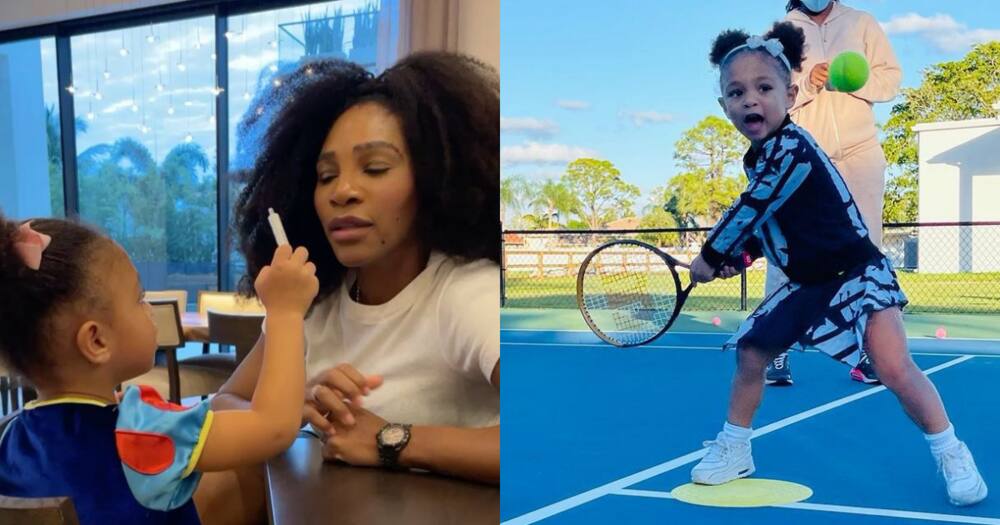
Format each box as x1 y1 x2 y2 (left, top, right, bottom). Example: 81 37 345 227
266 436 499 525
181 312 209 341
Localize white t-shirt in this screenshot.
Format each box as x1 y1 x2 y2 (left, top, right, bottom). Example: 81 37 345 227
303 252 500 428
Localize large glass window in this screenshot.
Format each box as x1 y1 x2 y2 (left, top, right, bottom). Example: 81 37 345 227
71 18 218 298
225 0 397 289
1 0 401 295
0 37 63 218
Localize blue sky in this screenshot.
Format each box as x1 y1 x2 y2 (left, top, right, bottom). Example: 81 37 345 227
501 0 1000 207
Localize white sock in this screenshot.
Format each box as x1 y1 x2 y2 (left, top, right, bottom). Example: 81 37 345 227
925 423 960 456
722 421 753 445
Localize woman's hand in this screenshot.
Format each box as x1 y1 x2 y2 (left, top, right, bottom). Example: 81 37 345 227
302 364 383 434
689 255 717 284
810 62 830 90
319 405 387 466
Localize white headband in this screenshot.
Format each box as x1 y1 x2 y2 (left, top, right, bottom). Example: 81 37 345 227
721 35 791 72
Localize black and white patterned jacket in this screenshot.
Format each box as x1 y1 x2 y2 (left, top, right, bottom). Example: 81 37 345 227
701 116 881 284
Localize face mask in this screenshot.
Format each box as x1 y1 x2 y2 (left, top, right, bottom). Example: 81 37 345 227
800 0 831 14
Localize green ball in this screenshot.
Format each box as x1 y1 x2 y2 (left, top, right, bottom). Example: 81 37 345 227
828 51 869 92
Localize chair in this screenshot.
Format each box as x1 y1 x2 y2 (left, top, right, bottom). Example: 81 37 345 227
197 291 265 316
0 363 37 417
144 290 189 312
206 310 264 366
0 495 80 525
192 291 265 354
126 300 231 403
163 310 264 393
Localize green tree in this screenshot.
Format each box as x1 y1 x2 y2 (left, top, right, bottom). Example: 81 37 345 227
637 207 680 246
518 213 550 230
77 137 162 260
528 179 578 229
561 158 639 229
501 174 531 227
883 170 918 223
667 115 747 226
76 138 216 264
637 185 681 246
882 41 1000 222
45 105 88 215
160 143 215 264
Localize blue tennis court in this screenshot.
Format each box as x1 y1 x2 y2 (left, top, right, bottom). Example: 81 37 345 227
501 327 1000 524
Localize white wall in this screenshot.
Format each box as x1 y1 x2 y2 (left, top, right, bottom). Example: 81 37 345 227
0 40 51 218
914 118 1000 272
0 0 186 33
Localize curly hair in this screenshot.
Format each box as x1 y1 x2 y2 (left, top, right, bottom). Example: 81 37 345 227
710 22 806 85
233 52 500 303
0 212 109 379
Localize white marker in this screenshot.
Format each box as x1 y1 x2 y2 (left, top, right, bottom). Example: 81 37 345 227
267 207 289 246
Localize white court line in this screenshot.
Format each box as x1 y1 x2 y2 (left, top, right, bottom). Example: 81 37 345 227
503 342 720 351
611 489 1000 524
500 355 976 525
500 341 998 358
500 328 1000 342
501 328 726 336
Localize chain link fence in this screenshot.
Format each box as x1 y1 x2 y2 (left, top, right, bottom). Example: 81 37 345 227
502 222 1000 314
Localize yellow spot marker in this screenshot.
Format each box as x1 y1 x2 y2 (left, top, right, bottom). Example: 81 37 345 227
671 479 812 508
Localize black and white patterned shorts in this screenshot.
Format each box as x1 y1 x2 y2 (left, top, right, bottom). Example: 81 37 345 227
724 255 908 367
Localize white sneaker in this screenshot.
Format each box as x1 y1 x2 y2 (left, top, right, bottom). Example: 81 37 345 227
937 442 988 506
691 434 755 485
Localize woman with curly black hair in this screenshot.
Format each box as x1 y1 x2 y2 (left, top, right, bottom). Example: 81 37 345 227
214 51 500 484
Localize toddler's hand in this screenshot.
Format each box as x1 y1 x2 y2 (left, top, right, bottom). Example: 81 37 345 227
254 244 319 316
689 255 716 284
717 265 740 279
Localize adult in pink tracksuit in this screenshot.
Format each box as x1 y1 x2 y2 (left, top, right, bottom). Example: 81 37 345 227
765 0 902 386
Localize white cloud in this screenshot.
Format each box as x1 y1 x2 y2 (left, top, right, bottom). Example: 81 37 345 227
882 13 961 34
556 99 590 110
501 142 598 166
500 117 559 136
881 13 1000 52
100 99 136 114
619 110 675 127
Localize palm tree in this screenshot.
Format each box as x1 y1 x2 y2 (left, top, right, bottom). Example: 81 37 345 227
501 174 531 227
75 138 216 265
303 7 346 59
160 143 215 264
528 180 579 229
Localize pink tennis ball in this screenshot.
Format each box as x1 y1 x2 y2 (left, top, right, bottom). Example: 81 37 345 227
934 327 947 339
712 316 722 327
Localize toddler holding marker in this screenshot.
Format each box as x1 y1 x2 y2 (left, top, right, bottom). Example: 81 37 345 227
0 210 317 524
685 22 987 506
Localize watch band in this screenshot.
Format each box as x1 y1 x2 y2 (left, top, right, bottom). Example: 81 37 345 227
377 423 412 469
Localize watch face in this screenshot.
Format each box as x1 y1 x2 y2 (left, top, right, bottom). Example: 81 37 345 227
381 426 406 445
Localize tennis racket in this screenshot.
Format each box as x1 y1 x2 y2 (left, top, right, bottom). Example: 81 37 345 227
576 239 749 347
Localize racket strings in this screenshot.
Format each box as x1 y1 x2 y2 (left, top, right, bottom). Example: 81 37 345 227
582 249 679 345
